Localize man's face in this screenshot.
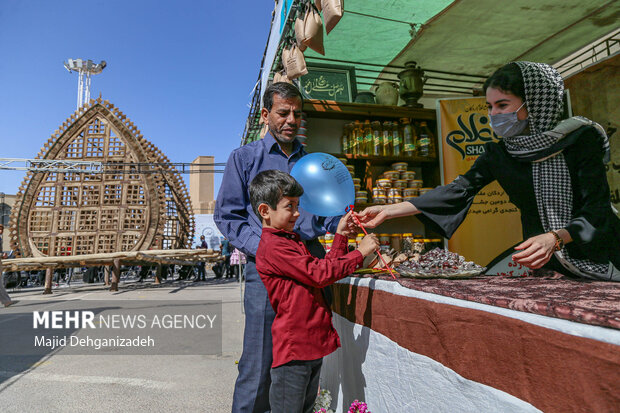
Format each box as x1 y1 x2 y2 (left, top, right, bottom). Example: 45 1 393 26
261 94 302 145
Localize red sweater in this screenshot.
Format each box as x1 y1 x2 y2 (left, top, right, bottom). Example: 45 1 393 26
256 228 363 368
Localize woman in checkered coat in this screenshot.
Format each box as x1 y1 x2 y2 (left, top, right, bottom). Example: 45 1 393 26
359 61 620 281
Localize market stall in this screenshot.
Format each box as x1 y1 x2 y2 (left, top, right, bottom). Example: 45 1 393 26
321 275 620 412
244 2 620 412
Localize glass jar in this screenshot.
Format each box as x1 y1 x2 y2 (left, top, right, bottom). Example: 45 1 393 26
379 234 391 252
403 188 419 197
371 121 382 156
372 187 386 198
394 179 407 189
392 162 408 171
401 118 417 157
392 122 402 156
412 234 425 253
429 238 443 250
373 195 387 204
390 234 402 252
383 170 400 180
382 121 393 156
324 239 333 253
401 233 414 253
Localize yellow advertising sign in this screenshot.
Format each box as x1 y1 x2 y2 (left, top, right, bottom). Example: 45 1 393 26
437 97 522 266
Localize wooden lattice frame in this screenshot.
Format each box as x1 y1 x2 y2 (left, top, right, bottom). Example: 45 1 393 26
9 98 195 257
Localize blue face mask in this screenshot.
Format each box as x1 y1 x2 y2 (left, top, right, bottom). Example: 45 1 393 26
489 102 528 137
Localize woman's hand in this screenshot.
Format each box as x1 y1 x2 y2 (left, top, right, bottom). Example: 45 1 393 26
356 206 390 228
512 232 557 269
356 202 419 228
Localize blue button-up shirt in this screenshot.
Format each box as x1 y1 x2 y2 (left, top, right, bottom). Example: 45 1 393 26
214 132 340 258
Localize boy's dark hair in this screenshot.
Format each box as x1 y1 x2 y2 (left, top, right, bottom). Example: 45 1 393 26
263 82 303 111
483 62 525 101
249 170 304 219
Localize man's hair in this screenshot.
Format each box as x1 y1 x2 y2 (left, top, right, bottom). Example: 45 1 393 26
263 82 303 111
249 169 304 220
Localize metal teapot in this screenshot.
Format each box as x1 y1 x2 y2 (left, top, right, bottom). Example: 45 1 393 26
398 61 427 107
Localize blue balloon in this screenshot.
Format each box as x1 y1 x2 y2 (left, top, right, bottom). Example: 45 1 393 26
290 153 355 217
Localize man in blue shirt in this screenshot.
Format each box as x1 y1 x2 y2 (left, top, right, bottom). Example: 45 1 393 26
215 82 339 413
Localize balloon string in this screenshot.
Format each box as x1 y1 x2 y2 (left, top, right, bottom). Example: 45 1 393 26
349 207 397 280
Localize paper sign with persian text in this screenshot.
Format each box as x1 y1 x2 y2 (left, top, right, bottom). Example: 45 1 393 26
436 97 523 267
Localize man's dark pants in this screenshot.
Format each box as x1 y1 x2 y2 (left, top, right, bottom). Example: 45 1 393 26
231 259 275 413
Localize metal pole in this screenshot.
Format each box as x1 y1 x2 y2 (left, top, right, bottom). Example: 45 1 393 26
85 72 91 104
77 71 83 109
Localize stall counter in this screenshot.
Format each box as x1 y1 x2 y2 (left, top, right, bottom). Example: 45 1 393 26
321 276 620 412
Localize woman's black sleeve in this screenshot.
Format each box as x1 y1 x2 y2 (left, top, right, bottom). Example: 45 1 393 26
411 146 496 238
565 128 620 264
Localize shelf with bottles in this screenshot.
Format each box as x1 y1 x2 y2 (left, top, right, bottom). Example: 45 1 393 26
339 118 438 161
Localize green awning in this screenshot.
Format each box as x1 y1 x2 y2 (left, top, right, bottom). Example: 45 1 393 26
303 0 455 93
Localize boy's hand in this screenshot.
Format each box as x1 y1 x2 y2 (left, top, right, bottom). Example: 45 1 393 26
357 234 379 257
336 211 358 238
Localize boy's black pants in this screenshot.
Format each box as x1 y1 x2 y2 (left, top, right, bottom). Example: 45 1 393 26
269 358 323 413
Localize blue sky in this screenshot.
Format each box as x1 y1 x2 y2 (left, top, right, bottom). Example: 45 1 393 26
0 0 272 197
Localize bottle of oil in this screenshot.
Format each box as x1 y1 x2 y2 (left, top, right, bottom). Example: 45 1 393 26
382 121 393 156
401 118 417 157
418 121 435 157
362 120 373 156
392 122 402 156
371 121 382 156
352 120 362 155
341 123 350 154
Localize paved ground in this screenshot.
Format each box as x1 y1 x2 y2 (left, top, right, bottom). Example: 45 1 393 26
0 273 244 413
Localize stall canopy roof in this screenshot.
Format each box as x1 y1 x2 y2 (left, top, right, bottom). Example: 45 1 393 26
302 0 455 91
302 0 620 94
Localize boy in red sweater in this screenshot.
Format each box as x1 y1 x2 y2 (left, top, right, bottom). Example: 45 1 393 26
249 169 378 413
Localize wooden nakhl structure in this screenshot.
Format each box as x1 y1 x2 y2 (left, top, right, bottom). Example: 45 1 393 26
8 97 195 258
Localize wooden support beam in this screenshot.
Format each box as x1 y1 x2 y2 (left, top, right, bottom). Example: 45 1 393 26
43 268 52 295
155 264 163 284
110 259 120 291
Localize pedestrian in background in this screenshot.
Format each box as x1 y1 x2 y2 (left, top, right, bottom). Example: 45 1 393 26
195 235 208 281
220 237 231 278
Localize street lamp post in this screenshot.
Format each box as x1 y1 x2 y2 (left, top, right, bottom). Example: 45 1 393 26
63 59 107 109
